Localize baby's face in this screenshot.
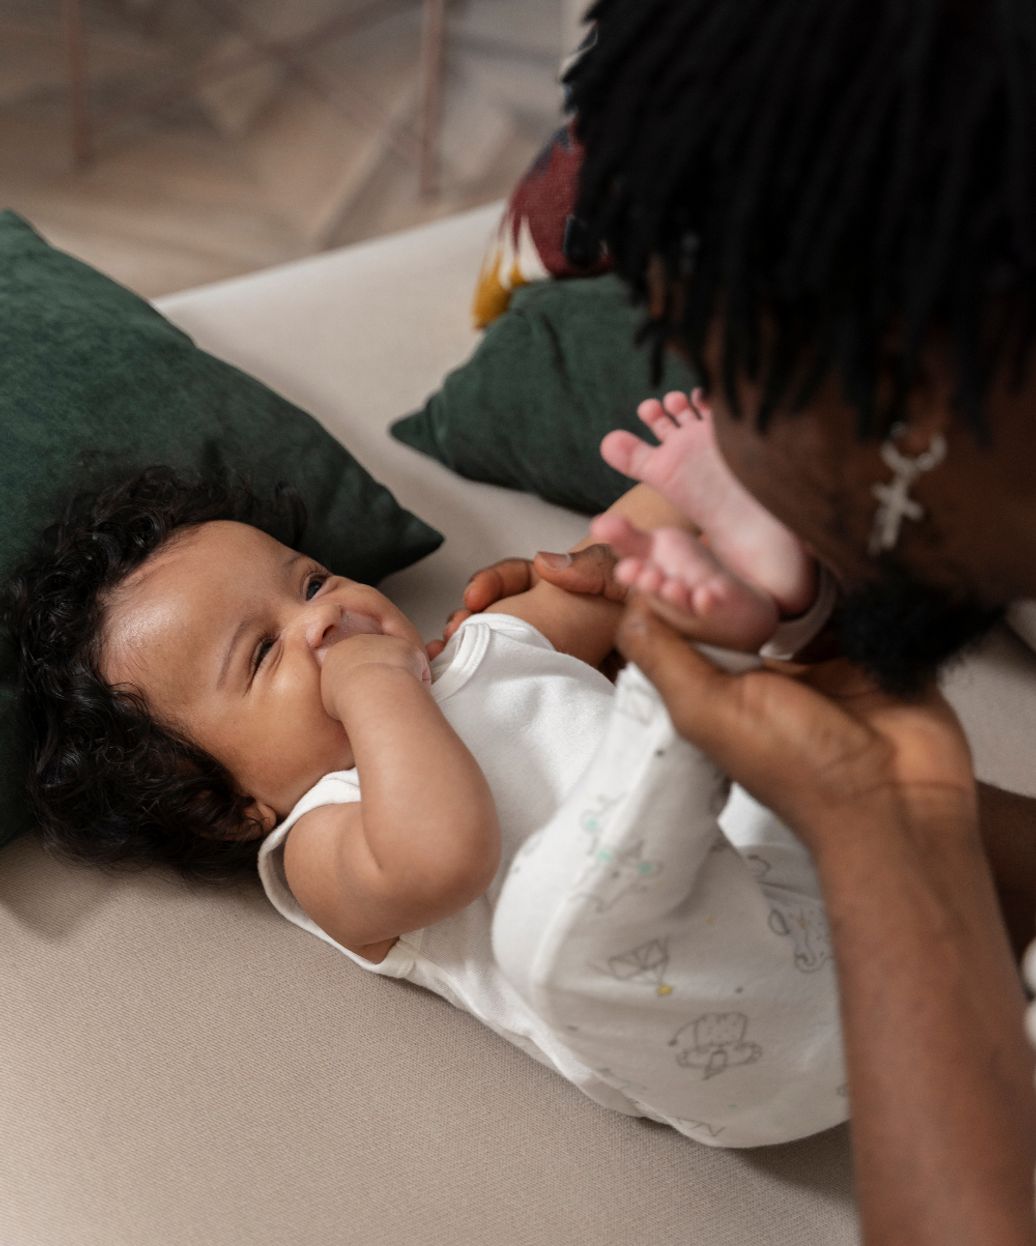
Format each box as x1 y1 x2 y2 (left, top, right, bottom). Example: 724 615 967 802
100 520 424 831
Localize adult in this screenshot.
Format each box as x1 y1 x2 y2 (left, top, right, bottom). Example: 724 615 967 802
445 2 1036 1242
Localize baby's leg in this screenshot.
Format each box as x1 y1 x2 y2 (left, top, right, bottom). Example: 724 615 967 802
491 665 847 1148
591 512 779 651
600 390 815 616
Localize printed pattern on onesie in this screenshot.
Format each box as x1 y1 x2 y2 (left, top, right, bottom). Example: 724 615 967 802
493 661 847 1148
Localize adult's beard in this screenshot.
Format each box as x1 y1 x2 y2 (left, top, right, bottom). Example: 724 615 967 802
835 562 1004 697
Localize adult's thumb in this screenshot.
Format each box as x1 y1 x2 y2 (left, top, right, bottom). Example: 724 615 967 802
533 543 626 602
616 597 748 755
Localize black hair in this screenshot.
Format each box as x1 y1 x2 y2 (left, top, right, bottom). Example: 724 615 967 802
567 0 1036 437
5 466 306 888
835 563 1003 696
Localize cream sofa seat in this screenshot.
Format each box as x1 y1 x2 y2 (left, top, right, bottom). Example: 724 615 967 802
4 202 1032 1245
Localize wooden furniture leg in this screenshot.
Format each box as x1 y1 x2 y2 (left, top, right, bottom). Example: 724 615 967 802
419 0 446 198
62 0 93 169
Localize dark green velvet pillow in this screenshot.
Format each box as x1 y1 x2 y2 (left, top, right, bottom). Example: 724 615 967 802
391 274 699 514
0 210 442 850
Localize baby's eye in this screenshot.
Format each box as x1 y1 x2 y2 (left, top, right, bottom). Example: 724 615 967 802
305 574 328 600
252 637 275 675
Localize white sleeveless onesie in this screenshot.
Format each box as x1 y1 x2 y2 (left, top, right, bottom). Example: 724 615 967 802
258 600 847 1146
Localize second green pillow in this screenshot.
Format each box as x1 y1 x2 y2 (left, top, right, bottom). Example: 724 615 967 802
392 275 699 515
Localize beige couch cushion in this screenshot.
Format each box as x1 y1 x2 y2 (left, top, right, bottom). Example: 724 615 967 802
17 200 1004 1246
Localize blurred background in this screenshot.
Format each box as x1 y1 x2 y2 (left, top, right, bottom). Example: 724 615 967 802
1 0 582 296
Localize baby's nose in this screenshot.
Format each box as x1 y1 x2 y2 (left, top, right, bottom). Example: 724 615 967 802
305 606 347 656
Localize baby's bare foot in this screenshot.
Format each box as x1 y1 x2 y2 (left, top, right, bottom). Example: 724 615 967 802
591 513 780 651
600 389 816 616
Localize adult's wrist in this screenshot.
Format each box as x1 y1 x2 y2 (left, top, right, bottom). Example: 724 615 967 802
802 791 982 882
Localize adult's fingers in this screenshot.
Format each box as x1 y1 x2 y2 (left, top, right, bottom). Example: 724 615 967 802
617 598 880 805
442 607 472 643
620 598 977 848
426 607 474 661
616 596 745 759
532 543 627 602
463 558 535 612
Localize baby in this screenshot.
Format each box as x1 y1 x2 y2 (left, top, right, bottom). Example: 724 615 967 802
9 393 844 1149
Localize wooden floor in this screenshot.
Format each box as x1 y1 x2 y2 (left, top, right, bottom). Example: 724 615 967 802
0 0 567 296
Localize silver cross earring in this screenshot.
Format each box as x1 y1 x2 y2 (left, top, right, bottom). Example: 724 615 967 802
868 424 948 557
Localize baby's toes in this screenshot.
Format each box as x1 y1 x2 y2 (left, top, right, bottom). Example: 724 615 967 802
661 390 694 426
689 387 715 424
591 511 653 560
649 525 721 584
616 558 670 599
636 397 677 443
657 576 695 612
600 428 658 484
632 563 666 596
691 575 732 617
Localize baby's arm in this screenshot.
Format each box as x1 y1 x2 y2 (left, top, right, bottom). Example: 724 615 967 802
485 482 693 667
282 634 500 959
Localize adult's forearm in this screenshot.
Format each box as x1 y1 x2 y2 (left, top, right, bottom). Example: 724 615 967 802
978 782 1036 960
816 818 1036 1246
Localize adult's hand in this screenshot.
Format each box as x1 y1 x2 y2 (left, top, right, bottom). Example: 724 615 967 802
616 595 977 855
618 596 1036 1246
425 539 757 660
426 545 625 659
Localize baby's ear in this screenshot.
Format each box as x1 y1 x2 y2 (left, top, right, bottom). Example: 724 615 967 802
243 799 279 837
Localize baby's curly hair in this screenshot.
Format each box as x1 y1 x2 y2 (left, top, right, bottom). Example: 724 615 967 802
5 466 306 887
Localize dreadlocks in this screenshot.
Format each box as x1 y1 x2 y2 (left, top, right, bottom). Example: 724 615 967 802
567 0 1036 438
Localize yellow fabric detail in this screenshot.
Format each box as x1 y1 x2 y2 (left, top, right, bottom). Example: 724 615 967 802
471 249 512 329
473 232 542 328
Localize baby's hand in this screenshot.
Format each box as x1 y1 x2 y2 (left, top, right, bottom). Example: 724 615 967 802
320 633 431 720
